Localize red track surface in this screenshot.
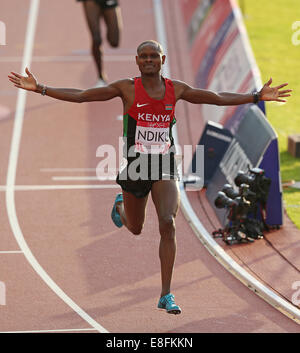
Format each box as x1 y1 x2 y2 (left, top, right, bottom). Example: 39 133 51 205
0 0 299 333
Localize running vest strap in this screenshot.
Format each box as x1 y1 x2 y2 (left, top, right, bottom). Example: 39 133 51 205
123 76 176 155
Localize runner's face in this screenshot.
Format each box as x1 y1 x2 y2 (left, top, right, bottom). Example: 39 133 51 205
136 45 165 75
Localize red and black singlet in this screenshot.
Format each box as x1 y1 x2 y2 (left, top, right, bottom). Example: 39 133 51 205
122 76 176 156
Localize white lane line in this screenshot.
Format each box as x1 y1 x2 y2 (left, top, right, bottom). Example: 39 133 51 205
52 176 117 181
0 55 133 63
1 328 97 333
40 167 119 172
153 0 300 324
52 176 103 181
40 168 97 172
152 0 170 77
0 184 120 191
5 0 108 333
0 251 23 254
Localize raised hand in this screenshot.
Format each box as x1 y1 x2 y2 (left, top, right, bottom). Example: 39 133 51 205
8 67 38 92
260 78 292 102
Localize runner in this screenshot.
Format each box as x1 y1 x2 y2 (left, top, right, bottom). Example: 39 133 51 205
8 40 291 315
76 0 123 86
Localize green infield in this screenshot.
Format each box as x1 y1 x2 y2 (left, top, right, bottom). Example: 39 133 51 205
239 0 300 228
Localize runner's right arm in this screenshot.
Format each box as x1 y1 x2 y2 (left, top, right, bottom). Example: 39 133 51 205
8 67 124 102
36 84 122 103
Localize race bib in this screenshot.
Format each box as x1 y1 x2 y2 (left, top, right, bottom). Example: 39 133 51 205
134 122 171 154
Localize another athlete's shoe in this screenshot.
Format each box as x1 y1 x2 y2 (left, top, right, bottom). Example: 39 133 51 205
94 78 107 88
157 293 181 315
111 193 123 228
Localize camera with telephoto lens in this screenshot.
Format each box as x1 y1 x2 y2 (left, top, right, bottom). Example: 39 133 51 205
221 183 263 238
222 184 239 199
222 183 256 207
212 167 271 244
214 191 237 209
214 190 251 221
238 183 256 202
234 167 271 206
213 189 254 244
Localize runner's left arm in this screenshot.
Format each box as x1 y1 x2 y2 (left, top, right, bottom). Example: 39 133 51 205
174 78 291 105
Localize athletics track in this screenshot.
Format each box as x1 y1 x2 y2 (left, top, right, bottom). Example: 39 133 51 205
0 0 299 333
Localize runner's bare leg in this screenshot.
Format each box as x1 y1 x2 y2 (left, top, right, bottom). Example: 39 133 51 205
82 0 107 81
102 6 122 48
151 180 180 297
116 190 148 235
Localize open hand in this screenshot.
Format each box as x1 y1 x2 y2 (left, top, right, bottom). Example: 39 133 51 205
260 78 292 102
8 67 38 91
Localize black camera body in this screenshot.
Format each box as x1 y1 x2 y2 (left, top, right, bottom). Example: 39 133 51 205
234 167 271 205
213 167 271 244
215 190 251 223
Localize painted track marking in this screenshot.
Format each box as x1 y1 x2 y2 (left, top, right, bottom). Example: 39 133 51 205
0 184 120 191
40 168 98 172
52 176 116 181
0 55 133 62
0 251 23 254
1 328 98 333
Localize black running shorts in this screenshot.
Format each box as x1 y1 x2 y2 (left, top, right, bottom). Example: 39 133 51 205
116 153 180 198
76 0 119 9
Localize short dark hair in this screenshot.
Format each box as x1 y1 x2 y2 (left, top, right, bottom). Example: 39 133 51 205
137 40 163 54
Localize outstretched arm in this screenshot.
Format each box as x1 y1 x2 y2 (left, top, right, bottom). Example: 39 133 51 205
8 67 122 103
175 78 292 105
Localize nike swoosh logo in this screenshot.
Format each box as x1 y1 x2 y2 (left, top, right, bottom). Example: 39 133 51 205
137 103 149 108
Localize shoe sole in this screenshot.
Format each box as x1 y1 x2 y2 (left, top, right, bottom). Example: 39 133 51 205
158 307 182 315
167 309 181 315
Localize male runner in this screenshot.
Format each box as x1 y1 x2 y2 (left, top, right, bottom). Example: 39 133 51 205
76 0 123 86
8 40 291 314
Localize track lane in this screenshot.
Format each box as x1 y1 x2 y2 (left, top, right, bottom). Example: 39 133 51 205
1 0 107 333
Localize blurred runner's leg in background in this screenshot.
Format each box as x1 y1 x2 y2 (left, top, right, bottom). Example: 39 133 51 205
81 0 122 85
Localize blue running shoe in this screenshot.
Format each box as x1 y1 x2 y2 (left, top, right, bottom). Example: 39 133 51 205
111 193 123 228
157 293 181 315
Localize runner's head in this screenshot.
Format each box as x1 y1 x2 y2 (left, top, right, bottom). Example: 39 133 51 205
136 40 165 75
137 40 163 55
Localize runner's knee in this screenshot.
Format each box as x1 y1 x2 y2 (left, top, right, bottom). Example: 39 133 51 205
104 7 121 47
128 224 143 235
159 215 176 237
91 34 102 48
107 33 119 47
126 221 144 235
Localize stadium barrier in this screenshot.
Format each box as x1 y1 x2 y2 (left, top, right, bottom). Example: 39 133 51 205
180 0 283 226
